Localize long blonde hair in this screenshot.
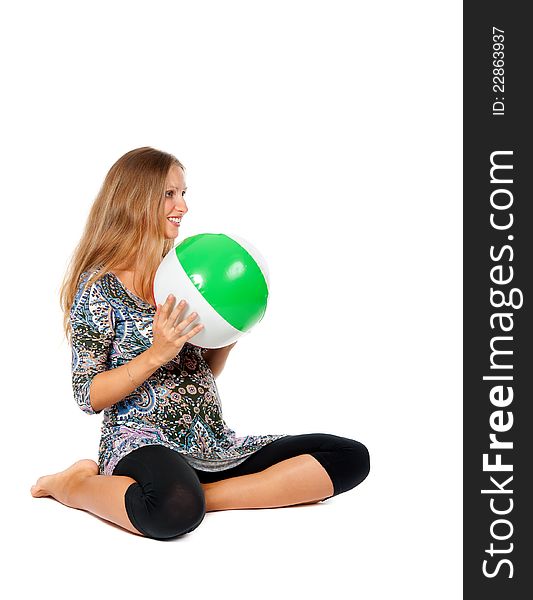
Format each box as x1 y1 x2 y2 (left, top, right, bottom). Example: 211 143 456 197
59 146 184 345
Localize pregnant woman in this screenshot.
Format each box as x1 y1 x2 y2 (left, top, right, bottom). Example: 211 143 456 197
30 146 370 540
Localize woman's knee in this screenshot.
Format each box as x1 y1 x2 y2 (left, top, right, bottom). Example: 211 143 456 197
114 445 207 540
333 439 370 494
311 436 371 496
125 479 206 540
153 480 206 538
346 439 370 487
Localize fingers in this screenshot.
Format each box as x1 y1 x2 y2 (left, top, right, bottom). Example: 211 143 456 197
156 294 173 325
163 295 202 331
169 296 187 322
181 323 205 341
158 295 204 338
172 311 201 335
158 294 182 326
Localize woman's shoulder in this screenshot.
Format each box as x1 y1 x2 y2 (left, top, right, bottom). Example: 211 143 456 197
76 266 105 294
69 272 115 338
74 266 155 316
72 267 115 314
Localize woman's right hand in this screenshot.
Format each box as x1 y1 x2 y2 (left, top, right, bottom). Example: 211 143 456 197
150 294 204 366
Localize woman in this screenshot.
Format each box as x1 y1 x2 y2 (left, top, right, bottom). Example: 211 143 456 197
30 146 370 540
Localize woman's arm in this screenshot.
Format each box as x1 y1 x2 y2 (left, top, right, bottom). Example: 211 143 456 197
202 342 237 379
70 273 165 415
89 348 163 412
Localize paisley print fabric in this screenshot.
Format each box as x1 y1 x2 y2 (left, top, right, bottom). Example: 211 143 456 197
70 267 289 476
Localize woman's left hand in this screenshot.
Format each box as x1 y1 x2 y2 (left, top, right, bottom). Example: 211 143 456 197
202 341 237 378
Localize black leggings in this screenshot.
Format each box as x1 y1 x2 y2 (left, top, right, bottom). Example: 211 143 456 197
113 432 370 540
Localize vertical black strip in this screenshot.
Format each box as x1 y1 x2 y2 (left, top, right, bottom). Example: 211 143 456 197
464 2 533 597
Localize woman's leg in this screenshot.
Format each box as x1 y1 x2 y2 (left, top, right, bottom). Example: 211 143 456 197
196 433 370 511
201 454 335 511
31 445 206 540
111 445 206 540
30 459 144 536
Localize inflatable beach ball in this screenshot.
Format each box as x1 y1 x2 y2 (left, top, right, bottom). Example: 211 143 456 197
153 233 270 349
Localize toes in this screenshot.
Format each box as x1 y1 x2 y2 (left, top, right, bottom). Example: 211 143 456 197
30 485 46 498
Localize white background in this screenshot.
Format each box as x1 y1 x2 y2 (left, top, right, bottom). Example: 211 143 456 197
1 1 462 598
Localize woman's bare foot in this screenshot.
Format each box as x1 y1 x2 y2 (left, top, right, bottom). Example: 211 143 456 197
30 459 99 507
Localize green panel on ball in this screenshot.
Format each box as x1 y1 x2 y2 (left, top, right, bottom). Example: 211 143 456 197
175 233 268 331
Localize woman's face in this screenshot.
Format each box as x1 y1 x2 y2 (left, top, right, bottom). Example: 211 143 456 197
163 164 188 239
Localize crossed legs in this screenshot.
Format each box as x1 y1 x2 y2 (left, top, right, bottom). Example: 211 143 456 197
30 434 369 539
30 453 334 537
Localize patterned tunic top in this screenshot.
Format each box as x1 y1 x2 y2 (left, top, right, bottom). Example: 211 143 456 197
70 267 289 476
